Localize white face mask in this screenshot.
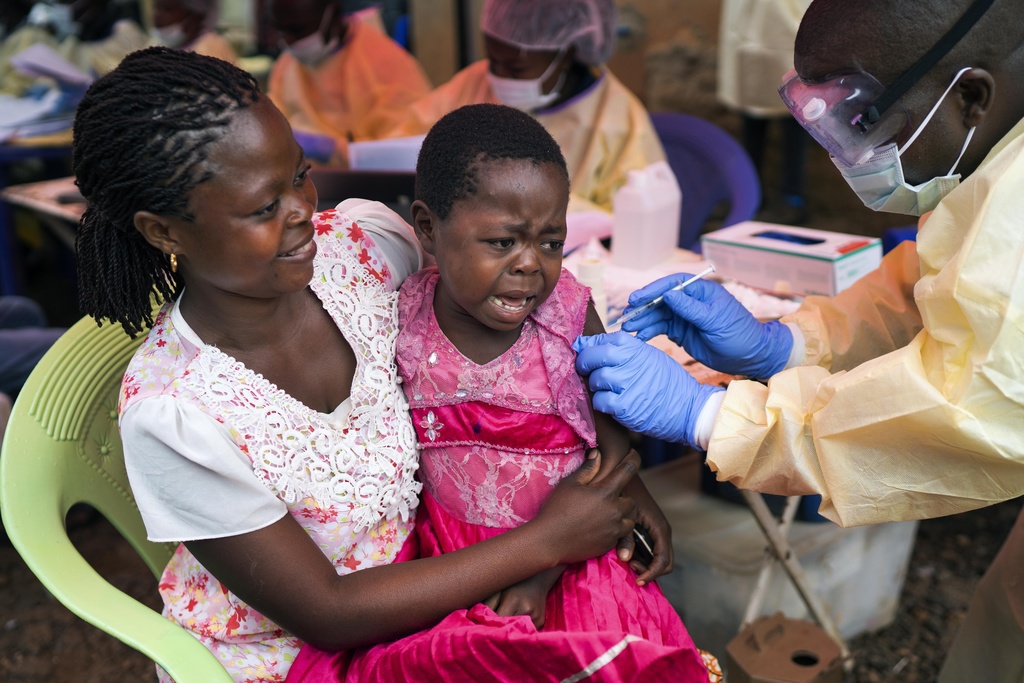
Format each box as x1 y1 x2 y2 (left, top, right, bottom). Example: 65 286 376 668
151 22 188 48
833 67 976 216
487 50 568 112
285 6 341 67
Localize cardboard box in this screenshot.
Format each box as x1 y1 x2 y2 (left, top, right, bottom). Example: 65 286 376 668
701 222 882 297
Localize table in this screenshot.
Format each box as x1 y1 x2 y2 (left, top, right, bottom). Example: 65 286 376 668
0 174 82 252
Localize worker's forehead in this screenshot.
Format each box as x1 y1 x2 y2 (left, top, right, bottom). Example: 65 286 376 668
794 27 896 85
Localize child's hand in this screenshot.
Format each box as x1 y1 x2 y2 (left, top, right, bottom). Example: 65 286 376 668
621 478 674 586
483 566 564 629
533 448 640 566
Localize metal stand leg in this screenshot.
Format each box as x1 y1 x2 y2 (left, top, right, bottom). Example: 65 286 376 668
740 490 851 662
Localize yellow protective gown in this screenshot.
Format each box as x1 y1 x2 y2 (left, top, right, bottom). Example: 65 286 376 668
707 116 1024 528
1 20 147 96
0 26 58 96
717 0 812 117
388 60 666 213
58 20 149 79
267 16 431 167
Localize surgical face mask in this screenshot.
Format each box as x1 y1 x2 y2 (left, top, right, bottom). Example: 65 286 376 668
832 67 976 216
487 50 568 112
151 22 188 48
284 6 341 67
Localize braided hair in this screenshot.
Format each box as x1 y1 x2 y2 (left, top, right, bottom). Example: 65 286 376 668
415 103 569 220
73 47 261 337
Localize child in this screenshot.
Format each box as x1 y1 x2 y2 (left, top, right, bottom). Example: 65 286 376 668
296 104 720 681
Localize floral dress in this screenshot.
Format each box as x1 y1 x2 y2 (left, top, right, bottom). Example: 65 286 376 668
119 210 420 683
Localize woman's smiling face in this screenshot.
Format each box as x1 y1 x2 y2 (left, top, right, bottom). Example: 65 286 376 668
164 96 320 304
425 157 569 334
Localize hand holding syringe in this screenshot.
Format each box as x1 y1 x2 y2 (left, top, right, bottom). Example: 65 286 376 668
606 266 717 333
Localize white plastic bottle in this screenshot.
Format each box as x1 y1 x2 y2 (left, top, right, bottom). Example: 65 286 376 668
611 161 683 269
576 238 608 328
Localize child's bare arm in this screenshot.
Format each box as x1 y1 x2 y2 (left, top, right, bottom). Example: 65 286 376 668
582 302 633 479
582 301 674 585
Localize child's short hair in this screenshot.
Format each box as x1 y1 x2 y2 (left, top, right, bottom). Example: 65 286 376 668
415 103 569 219
73 47 261 337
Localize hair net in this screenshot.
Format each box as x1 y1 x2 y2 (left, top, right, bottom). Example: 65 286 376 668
480 0 617 67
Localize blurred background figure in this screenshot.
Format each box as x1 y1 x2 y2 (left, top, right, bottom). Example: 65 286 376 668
0 0 146 97
266 0 431 167
718 0 812 225
389 0 665 218
0 0 35 39
150 0 236 63
53 0 147 78
0 295 62 398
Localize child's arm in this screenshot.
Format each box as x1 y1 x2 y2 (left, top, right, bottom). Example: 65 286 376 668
582 301 675 586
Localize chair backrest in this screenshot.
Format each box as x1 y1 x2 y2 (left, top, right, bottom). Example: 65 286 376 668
650 112 762 251
0 315 233 683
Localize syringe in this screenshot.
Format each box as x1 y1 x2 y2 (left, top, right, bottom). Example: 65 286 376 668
606 265 716 333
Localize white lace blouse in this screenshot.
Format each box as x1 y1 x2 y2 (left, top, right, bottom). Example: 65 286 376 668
121 199 423 542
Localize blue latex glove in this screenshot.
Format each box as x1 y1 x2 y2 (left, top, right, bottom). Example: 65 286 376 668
621 274 794 380
574 332 723 448
293 131 336 163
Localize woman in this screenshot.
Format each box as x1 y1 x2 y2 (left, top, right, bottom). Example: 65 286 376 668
73 47 642 683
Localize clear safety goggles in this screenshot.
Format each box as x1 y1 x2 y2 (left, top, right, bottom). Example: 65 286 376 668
779 0 995 167
778 70 910 166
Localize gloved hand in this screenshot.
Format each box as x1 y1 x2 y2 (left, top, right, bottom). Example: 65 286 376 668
293 130 336 164
621 274 793 380
574 332 723 448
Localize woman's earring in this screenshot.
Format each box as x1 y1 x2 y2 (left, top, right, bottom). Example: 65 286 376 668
169 253 178 273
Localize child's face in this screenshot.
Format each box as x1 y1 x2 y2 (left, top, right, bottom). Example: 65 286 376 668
424 158 569 333
150 96 319 303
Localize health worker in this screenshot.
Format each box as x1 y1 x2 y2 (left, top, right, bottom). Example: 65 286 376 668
267 0 431 166
150 0 236 64
387 0 665 218
575 1 1024 680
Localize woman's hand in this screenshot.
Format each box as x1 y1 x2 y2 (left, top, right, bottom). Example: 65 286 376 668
532 448 639 566
622 478 674 586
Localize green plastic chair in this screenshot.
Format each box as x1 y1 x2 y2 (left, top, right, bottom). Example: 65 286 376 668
0 315 233 683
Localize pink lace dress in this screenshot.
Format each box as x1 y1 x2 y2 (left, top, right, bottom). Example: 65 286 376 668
288 268 711 681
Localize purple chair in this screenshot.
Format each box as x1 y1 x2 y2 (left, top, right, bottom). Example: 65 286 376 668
650 112 762 252
638 114 760 467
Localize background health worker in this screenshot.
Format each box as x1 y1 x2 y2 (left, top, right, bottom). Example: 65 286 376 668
266 0 431 166
150 0 237 64
575 0 1024 680
388 0 665 220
